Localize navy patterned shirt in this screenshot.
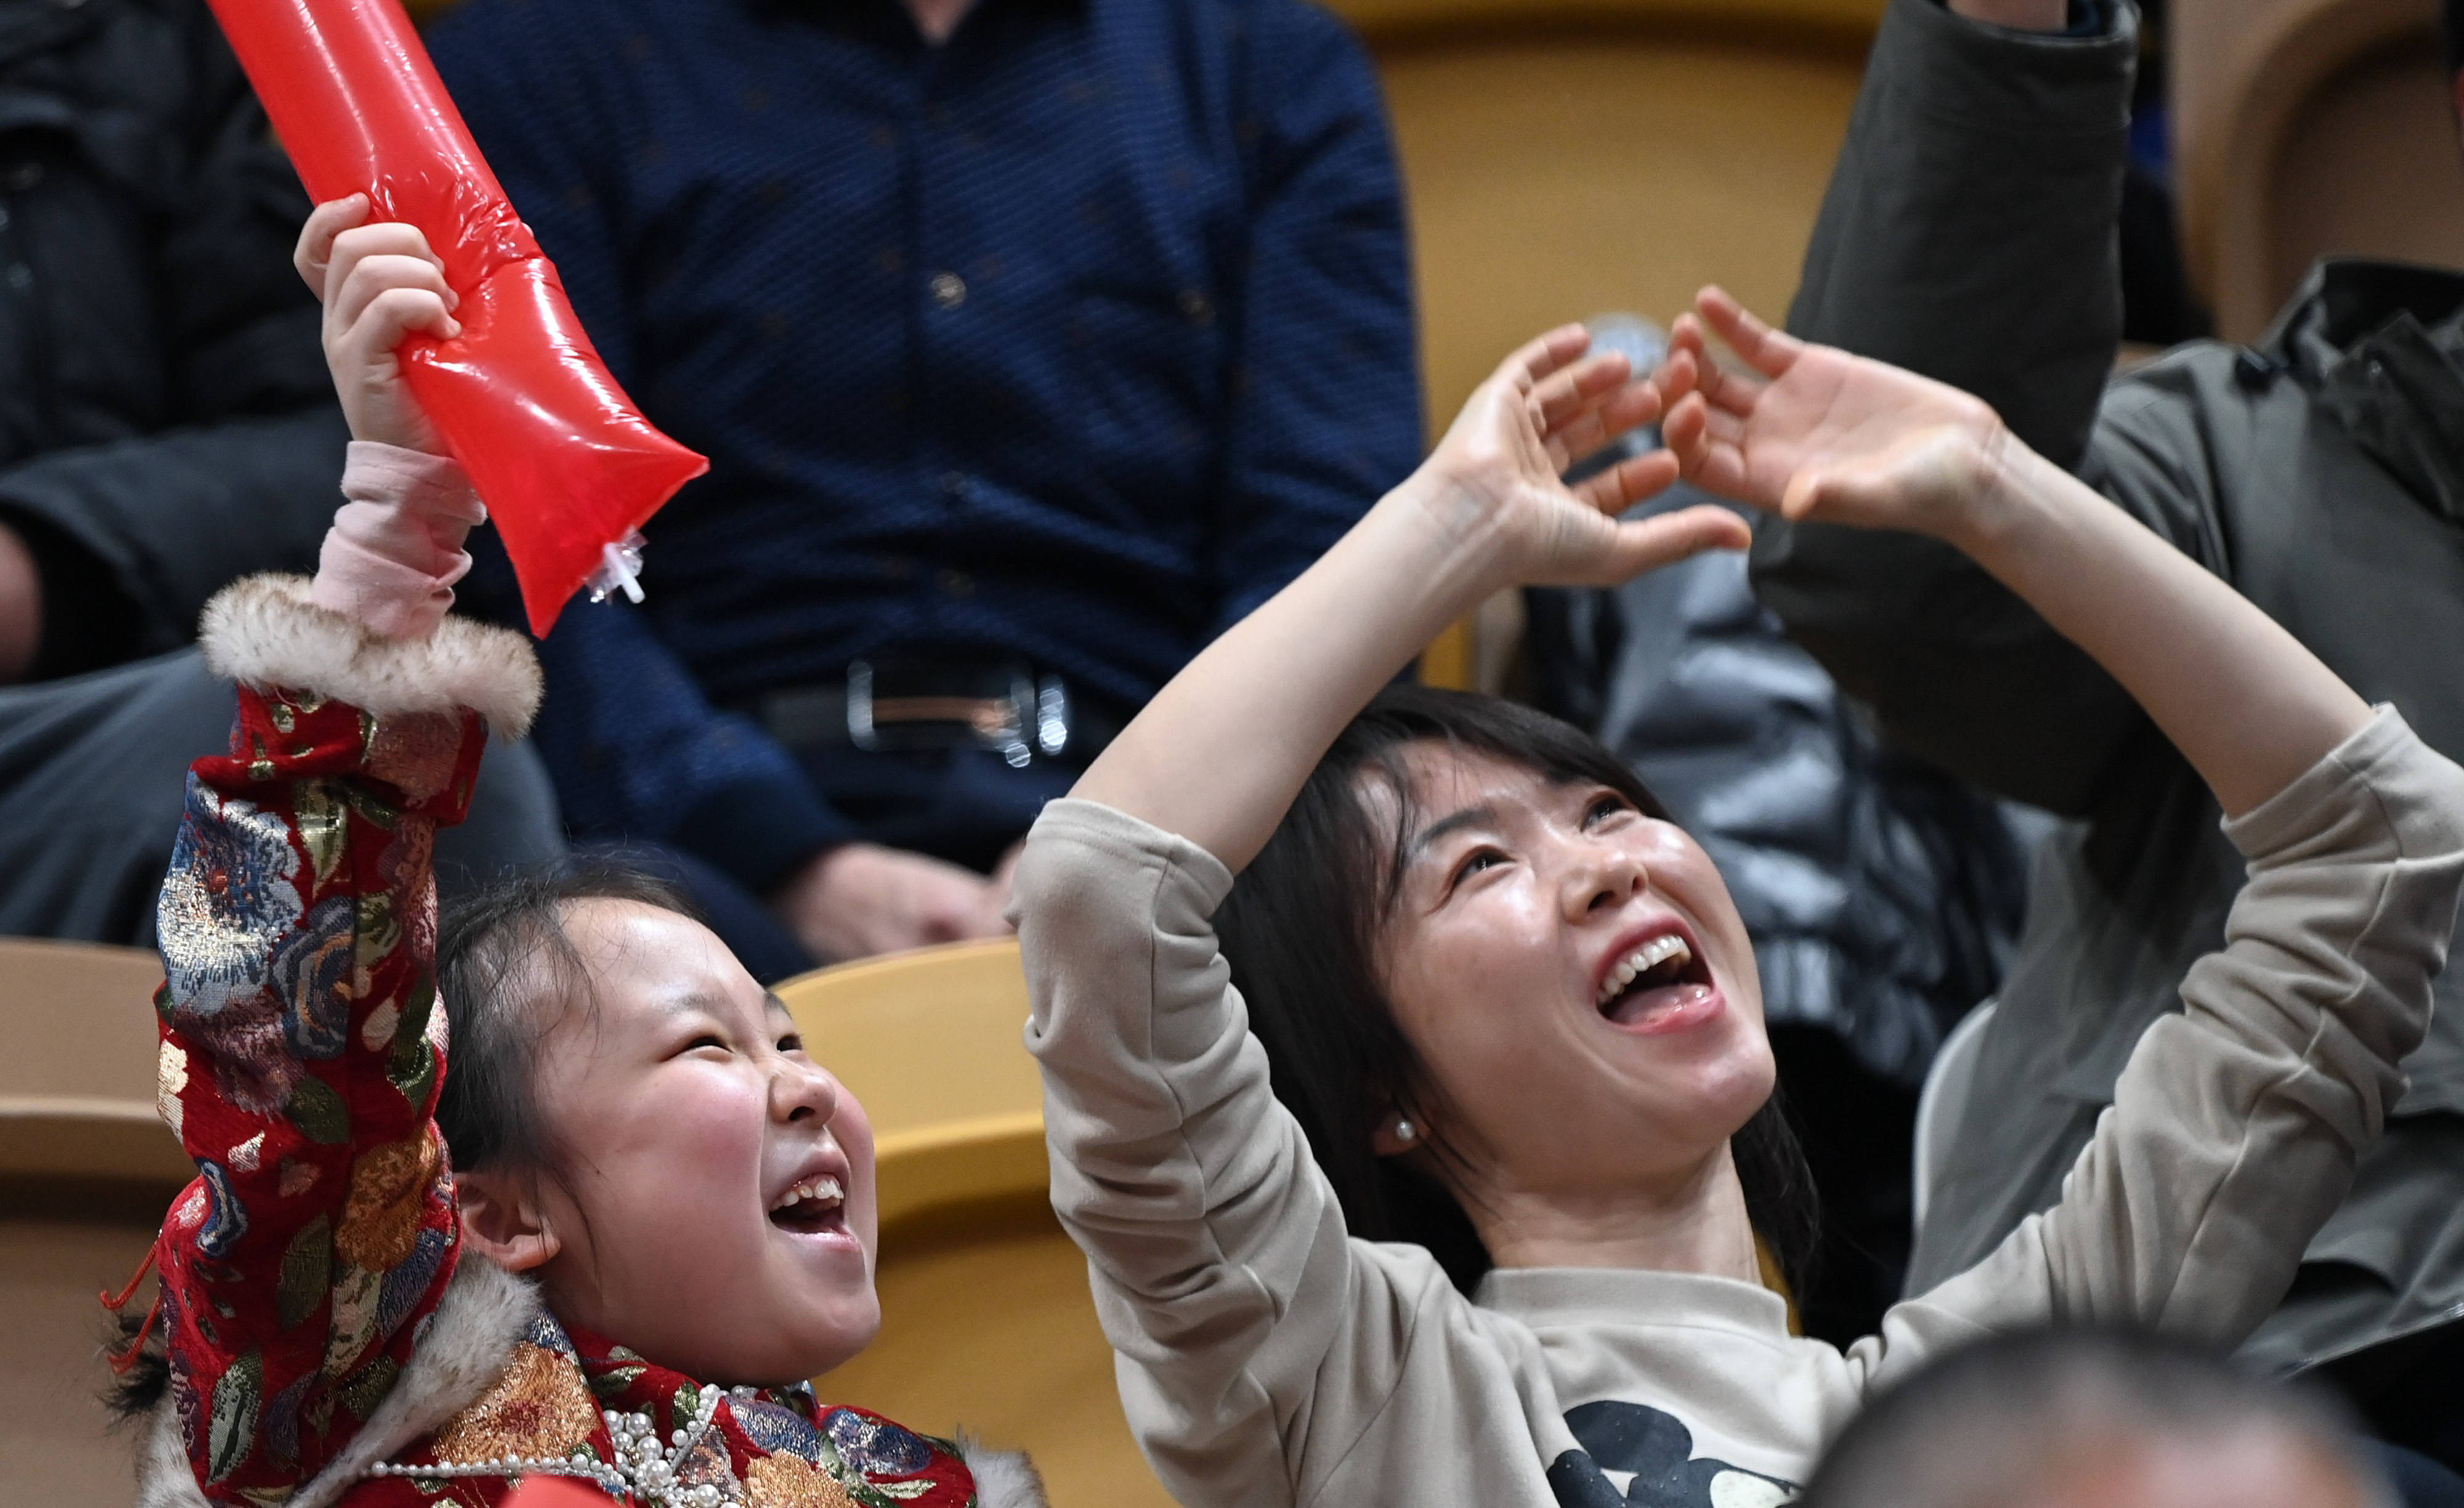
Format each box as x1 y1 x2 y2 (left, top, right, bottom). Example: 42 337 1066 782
428 0 1420 888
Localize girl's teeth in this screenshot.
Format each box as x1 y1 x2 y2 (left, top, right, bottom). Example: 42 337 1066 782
775 1175 846 1211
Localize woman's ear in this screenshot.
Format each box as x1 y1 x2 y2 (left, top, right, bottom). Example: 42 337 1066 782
1370 1109 1427 1159
455 1170 562 1271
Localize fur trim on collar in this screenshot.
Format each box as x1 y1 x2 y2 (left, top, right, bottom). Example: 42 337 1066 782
200 574 542 739
137 1257 542 1508
956 1438 1049 1508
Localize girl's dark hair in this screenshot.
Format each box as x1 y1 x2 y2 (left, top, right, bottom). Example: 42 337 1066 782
1215 683 1819 1297
431 860 697 1175
108 859 694 1421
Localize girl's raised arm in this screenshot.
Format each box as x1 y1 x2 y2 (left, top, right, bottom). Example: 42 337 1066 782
1658 287 2370 819
1069 327 1746 869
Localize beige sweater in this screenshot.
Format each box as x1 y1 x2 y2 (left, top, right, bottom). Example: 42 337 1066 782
1015 709 2464 1508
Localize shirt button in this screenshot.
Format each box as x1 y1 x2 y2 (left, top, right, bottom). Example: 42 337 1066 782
938 568 975 598
939 472 971 499
6 264 31 291
930 271 967 309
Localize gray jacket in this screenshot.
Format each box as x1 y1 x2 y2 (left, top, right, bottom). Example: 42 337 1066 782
1751 0 2464 1370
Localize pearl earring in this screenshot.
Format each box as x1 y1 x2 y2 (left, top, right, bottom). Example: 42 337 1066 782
1393 1117 1416 1144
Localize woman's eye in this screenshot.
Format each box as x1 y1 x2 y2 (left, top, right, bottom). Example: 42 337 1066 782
776 1034 803 1054
1585 795 1632 826
1450 849 1506 888
686 1034 727 1053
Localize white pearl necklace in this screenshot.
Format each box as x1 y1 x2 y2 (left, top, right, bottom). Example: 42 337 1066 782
364 1382 741 1506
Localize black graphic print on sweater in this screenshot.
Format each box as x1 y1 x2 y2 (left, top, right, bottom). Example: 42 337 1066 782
1546 1401 1797 1508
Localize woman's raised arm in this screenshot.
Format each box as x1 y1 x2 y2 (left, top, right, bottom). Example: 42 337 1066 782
1069 326 1746 870
1660 287 2370 819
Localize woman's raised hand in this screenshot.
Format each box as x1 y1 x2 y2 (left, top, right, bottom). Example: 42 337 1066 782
295 195 461 456
1420 324 1749 590
1657 288 2009 545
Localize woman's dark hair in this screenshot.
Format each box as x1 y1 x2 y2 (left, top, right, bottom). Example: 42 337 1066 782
108 859 695 1420
1215 683 1818 1297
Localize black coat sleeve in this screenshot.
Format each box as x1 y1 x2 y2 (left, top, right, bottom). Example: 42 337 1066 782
1747 0 2162 816
0 9 343 670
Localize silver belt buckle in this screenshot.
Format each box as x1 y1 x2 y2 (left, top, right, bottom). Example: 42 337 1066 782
846 662 1070 768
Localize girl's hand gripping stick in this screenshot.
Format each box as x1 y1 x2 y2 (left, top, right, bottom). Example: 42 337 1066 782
205 0 707 636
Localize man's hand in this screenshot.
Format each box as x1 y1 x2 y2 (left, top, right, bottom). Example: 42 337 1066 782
1948 0 2069 30
774 842 1007 962
974 838 1026 937
0 521 36 684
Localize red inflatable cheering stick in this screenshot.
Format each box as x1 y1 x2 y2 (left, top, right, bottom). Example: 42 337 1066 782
205 0 707 636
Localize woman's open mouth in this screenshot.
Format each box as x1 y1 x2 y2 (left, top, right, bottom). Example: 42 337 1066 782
1595 933 1720 1033
767 1174 848 1238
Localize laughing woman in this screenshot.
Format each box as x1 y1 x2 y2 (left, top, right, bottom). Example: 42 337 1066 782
1007 291 2464 1508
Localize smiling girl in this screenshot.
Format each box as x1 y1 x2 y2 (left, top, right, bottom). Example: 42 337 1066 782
118 199 1040 1507
1009 291 2464 1507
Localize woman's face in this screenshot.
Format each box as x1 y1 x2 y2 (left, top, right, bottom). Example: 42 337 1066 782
1371 743 1773 1207
517 900 881 1384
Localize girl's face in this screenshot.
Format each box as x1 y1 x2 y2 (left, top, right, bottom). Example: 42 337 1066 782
1372 744 1773 1210
518 900 880 1384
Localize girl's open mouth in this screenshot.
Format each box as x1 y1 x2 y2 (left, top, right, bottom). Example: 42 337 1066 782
767 1174 848 1237
1595 933 1719 1032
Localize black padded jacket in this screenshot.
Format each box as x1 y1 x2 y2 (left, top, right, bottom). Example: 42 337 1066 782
0 0 345 679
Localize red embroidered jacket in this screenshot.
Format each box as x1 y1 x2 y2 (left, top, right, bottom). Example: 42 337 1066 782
144 577 991 1508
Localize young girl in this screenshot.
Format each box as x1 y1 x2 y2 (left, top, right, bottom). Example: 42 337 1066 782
1010 290 2464 1507
120 198 1042 1508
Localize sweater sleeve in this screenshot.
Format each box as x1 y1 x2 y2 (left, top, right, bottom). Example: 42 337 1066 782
149 574 540 1504
1014 800 1423 1508
1856 708 2464 1384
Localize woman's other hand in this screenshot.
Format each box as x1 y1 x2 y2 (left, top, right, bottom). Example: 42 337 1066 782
295 194 460 456
1416 325 1750 591
1658 286 2009 547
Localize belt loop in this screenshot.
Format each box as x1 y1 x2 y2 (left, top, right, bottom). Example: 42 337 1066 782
847 661 880 752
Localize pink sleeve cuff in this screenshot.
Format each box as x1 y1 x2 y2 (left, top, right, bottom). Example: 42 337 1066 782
307 442 488 639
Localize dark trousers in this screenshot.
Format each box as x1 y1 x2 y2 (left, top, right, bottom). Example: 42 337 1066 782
0 647 566 949
620 739 1085 984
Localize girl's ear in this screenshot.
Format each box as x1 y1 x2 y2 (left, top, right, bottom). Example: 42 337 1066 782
455 1170 562 1271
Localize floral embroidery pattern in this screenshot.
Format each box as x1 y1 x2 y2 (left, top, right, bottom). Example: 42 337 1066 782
195 1161 248 1258
732 1401 825 1462
824 1411 933 1477
272 894 359 1060
335 1130 440 1270
147 686 480 1506
160 779 303 1020
429 1344 602 1467
745 1454 862 1508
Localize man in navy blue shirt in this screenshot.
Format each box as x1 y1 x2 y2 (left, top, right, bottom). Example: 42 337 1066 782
428 0 1420 970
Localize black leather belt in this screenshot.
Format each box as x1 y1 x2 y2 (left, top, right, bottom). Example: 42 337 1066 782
752 655 1124 768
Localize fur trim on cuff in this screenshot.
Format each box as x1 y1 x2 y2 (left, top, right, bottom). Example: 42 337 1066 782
201 574 542 739
957 1438 1048 1508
